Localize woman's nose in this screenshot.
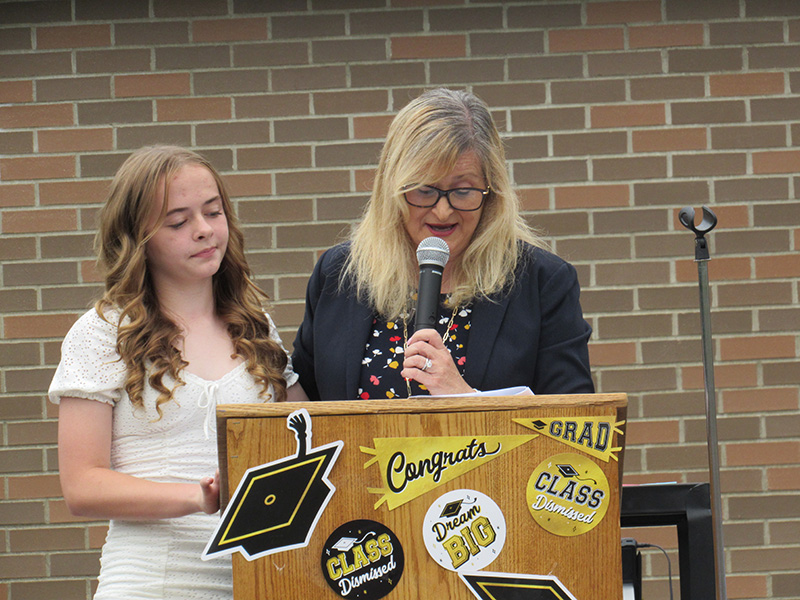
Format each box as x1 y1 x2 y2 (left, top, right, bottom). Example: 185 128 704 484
431 194 454 219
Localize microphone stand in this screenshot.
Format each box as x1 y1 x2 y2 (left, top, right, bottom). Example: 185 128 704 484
678 206 727 600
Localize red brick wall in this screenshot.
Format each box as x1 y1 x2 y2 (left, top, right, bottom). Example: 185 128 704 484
2 1 799 598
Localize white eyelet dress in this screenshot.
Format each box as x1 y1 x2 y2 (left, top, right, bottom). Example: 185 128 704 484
48 308 299 600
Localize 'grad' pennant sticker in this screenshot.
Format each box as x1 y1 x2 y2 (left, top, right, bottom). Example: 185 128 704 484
361 434 537 510
203 409 343 561
513 417 624 462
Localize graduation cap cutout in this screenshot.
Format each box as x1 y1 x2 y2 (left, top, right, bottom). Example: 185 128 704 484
439 494 477 519
203 408 344 561
440 500 464 519
330 532 375 553
556 464 579 478
529 419 548 430
460 571 577 600
556 463 597 485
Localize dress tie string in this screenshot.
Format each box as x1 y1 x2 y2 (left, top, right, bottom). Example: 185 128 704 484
197 382 220 439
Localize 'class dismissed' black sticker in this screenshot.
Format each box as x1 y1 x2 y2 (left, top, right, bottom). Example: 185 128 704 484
321 519 404 599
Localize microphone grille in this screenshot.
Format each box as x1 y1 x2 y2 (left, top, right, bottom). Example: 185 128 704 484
416 236 450 268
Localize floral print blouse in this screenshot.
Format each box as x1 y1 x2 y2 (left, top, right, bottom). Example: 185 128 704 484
357 297 472 399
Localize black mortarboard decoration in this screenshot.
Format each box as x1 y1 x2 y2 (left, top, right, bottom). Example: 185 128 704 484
556 463 597 485
439 493 477 519
440 500 464 519
203 408 344 561
460 572 577 600
556 464 579 478
530 420 548 431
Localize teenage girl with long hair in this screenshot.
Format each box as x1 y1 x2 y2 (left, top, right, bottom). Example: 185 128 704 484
50 145 307 599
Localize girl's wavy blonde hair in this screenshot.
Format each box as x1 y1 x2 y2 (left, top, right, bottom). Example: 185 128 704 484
345 87 546 320
95 145 288 416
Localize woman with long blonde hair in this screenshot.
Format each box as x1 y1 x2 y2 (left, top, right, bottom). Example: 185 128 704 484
293 88 594 400
49 145 306 599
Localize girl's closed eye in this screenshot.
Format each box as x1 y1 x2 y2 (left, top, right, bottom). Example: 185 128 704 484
168 220 187 229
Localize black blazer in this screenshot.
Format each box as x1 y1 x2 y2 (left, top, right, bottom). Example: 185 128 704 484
292 242 594 401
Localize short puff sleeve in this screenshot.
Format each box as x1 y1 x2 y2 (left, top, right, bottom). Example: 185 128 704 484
48 309 126 406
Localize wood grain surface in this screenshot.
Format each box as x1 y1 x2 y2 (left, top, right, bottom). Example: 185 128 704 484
216 394 627 600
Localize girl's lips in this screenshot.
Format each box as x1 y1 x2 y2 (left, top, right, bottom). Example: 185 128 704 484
192 247 217 258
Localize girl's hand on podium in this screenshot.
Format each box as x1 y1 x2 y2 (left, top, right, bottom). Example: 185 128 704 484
198 469 220 514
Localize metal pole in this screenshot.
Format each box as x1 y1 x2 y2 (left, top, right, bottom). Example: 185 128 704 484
679 206 727 600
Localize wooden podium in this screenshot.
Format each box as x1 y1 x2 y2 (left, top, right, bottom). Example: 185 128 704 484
213 394 627 600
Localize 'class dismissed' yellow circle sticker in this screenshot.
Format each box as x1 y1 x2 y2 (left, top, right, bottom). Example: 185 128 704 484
526 452 610 537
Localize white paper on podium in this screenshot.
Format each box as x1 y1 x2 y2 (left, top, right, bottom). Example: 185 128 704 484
623 583 636 600
411 386 534 399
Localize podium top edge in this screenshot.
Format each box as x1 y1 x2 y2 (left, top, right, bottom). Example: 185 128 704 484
216 393 627 419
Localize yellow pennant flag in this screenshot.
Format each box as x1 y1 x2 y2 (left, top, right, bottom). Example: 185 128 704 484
513 417 625 463
361 434 537 510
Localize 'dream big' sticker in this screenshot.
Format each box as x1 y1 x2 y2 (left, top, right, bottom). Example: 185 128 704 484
422 489 506 572
526 453 610 537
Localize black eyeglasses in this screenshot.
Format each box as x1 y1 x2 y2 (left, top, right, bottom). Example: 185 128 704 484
404 185 490 212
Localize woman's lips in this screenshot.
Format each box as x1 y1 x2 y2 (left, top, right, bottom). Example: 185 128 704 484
426 223 456 236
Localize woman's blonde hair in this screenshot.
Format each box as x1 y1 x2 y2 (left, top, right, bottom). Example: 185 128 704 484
345 87 545 319
95 145 288 415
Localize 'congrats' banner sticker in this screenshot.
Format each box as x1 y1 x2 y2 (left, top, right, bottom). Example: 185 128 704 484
526 453 610 537
361 434 536 510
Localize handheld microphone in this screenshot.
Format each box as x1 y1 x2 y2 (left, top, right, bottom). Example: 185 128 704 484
414 236 450 331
